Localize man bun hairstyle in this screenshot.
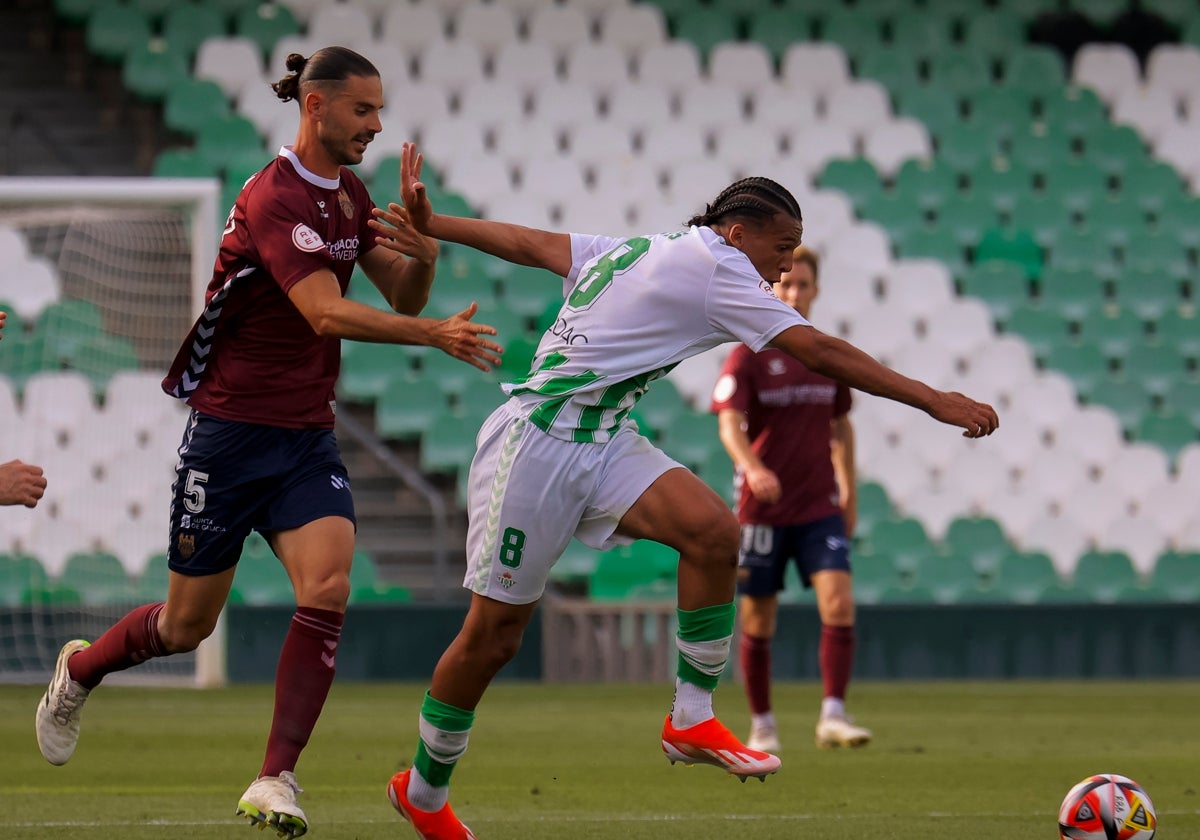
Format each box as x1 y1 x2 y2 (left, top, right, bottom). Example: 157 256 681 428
271 46 380 104
686 176 803 232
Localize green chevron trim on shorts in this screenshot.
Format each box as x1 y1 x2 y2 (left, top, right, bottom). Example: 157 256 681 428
474 415 526 591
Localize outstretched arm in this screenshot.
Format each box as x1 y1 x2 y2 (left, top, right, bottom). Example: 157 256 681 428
771 324 999 438
368 142 573 277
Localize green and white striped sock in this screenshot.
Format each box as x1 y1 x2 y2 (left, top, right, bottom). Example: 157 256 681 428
407 691 476 812
671 602 735 728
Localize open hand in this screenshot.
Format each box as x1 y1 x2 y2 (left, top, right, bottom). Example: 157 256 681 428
433 302 503 372
369 202 438 263
399 141 433 234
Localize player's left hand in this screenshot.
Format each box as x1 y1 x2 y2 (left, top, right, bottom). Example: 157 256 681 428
928 391 999 439
398 141 433 233
369 203 438 264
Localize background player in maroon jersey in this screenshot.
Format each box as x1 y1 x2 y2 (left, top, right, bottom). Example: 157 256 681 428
34 47 501 839
711 245 872 753
0 310 47 508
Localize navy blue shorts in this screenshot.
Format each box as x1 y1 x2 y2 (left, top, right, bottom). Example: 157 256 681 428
167 410 356 576
736 513 851 597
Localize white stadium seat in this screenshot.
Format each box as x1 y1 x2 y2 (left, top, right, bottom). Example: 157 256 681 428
307 4 375 50
452 2 520 57
863 118 932 178
381 3 448 53
596 3 667 58
194 37 264 100
1144 43 1200 103
780 43 850 98
1072 42 1141 105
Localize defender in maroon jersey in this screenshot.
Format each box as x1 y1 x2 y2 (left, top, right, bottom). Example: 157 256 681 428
711 245 873 753
35 47 502 839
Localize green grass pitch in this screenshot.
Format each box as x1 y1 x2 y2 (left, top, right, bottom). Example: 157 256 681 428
1 680 1197 839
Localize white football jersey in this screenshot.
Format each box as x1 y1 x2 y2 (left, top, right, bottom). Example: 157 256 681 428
504 225 809 442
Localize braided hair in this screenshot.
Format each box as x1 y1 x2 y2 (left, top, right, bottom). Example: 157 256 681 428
272 46 379 104
686 177 803 233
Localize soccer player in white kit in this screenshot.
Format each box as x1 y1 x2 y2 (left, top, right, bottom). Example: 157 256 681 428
369 142 999 840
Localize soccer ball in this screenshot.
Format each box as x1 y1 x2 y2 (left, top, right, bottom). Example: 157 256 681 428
1058 773 1156 839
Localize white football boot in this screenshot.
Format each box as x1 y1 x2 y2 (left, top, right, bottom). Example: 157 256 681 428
815 714 873 749
746 719 782 752
35 639 92 765
236 771 308 838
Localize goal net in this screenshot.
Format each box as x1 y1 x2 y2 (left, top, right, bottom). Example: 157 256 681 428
0 178 225 686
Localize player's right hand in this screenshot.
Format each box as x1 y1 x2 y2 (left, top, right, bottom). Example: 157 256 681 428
928 391 999 439
434 302 503 372
0 460 47 508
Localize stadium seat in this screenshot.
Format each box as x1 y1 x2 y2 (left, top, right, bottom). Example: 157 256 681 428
969 162 1035 217
867 517 934 579
912 553 984 604
1120 343 1189 399
1036 267 1107 322
1135 412 1198 462
589 544 670 601
121 41 190 103
1150 551 1200 602
234 2 300 60
893 158 958 214
1072 43 1141 105
927 49 992 96
374 383 443 441
942 516 1012 578
1006 193 1071 250
967 87 1035 149
936 195 998 251
855 48 921 98
61 550 132 605
85 2 151 63
1076 308 1146 362
1084 377 1151 434
1072 550 1140 603
958 260 1030 325
850 551 906 604
656 411 720 470
975 228 1042 279
894 86 962 143
1001 45 1066 96
419 414 477 475
962 10 1025 60
0 552 50 607
1041 87 1109 144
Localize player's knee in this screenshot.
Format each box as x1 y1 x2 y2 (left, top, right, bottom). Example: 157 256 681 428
820 594 855 626
158 615 216 653
297 572 351 612
679 507 740 570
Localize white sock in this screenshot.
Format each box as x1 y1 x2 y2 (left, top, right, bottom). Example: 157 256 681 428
821 697 846 720
405 767 448 812
670 678 714 729
751 711 776 731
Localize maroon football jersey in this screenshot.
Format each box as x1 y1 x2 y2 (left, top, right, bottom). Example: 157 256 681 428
163 147 378 428
710 344 851 526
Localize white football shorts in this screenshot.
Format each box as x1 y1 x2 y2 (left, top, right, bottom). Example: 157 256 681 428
463 397 684 604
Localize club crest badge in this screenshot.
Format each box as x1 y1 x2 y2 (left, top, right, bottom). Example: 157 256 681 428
177 533 196 559
338 188 354 219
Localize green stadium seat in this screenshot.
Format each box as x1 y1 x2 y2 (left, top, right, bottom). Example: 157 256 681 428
1153 310 1200 362
1036 266 1107 322
71 332 140 394
35 298 104 359
671 7 741 57
958 260 1031 324
589 544 670 601
62 550 132 605
894 86 962 142
1161 381 1200 429
819 9 885 65
23 583 83 607
162 79 232 138
1005 193 1071 250
1134 411 1198 461
893 227 966 278
232 543 293 606
1150 551 1200 602
937 195 999 250
745 8 813 63
855 49 921 97
235 2 300 59
1041 87 1109 143
127 0 175 17
817 158 884 211
1084 125 1146 181
893 158 959 214
878 582 936 604
696 447 735 506
0 552 49 607
374 382 443 440
497 264 560 319
853 480 895 537
889 15 955 56
936 123 999 176
415 347 494 399
912 552 982 603
1120 343 1190 399
55 0 105 26
195 115 263 172
346 549 380 593
1075 0 1129 26
1043 161 1110 216
867 517 934 579
657 411 720 470
162 2 228 61
1121 161 1188 216
927 49 992 95
496 335 538 381
962 10 1025 59
1000 45 1066 97
974 227 1042 279
1123 232 1192 284
133 554 170 601
547 538 597 586
419 413 478 474
1084 198 1147 252
350 583 412 604
1075 308 1145 362
1155 194 1200 251
1041 341 1110 394
942 516 1012 578
969 161 1035 217
1072 550 1140 603
1002 305 1067 359
1007 129 1075 179
85 2 151 63
967 88 1035 148
453 382 505 423
850 551 905 605
1144 0 1200 25
861 193 927 245
1083 377 1151 433
993 550 1061 604
1029 581 1091 604
338 341 413 402
121 41 189 102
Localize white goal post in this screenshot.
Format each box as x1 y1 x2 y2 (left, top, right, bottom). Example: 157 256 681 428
0 177 225 687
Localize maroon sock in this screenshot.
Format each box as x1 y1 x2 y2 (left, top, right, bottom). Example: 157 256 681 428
820 624 856 701
259 607 344 778
739 633 772 715
68 603 166 690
